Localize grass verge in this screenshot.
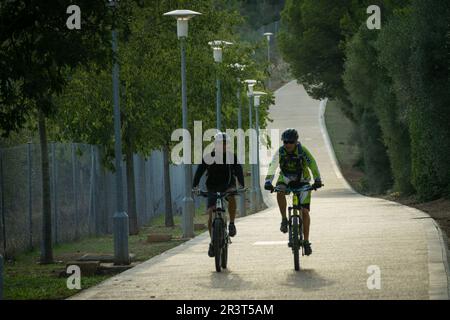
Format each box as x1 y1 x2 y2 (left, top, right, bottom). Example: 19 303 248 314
3 208 209 300
3 161 260 300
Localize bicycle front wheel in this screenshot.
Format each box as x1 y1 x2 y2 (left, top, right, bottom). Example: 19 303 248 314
221 240 228 269
213 219 223 272
292 216 300 271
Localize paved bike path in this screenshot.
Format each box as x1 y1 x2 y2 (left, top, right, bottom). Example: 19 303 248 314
72 81 449 300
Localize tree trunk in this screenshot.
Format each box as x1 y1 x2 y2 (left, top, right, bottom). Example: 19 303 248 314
162 145 174 227
125 131 139 235
38 110 53 264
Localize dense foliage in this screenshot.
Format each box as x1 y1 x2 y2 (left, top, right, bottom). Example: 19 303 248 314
280 0 450 200
0 0 275 255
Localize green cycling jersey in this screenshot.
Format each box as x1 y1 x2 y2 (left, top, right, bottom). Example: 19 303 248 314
265 143 321 184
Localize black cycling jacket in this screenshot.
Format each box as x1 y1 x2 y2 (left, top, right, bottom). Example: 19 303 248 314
192 151 245 192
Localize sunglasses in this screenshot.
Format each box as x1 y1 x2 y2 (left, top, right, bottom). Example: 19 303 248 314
283 140 296 145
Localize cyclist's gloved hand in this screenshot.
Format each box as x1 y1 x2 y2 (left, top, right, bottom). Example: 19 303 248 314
312 178 323 190
264 180 274 191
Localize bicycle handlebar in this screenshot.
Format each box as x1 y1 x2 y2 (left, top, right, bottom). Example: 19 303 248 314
270 183 324 194
196 188 247 198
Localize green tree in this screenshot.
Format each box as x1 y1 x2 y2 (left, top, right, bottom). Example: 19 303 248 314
239 0 286 29
278 0 353 101
0 0 115 263
50 0 272 230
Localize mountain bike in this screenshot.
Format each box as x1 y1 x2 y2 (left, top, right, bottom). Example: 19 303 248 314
272 183 322 271
197 189 246 272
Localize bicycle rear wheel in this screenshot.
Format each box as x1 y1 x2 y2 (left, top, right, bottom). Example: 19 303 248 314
213 219 223 272
292 216 300 271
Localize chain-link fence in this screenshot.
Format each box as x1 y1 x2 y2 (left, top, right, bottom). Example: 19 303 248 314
0 143 202 257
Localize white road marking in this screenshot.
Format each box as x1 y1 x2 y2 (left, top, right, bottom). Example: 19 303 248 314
253 241 288 246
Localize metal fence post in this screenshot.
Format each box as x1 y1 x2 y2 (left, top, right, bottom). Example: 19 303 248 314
88 145 93 235
0 149 6 257
142 158 148 224
71 143 79 240
0 254 3 300
51 143 58 244
27 143 33 249
91 146 99 236
147 159 153 219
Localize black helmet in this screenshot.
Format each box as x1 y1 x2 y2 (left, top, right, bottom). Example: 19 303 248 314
281 128 299 142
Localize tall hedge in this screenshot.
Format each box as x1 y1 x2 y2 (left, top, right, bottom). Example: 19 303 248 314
344 26 413 195
377 0 450 200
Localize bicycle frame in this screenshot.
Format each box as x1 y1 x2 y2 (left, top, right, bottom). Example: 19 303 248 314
211 193 229 253
289 191 305 255
272 184 314 270
197 189 244 272
213 194 228 226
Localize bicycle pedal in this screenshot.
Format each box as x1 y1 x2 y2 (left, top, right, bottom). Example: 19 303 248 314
288 242 292 248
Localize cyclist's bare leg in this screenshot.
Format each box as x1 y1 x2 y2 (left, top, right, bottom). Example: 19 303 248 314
228 196 236 223
276 192 287 219
302 208 310 241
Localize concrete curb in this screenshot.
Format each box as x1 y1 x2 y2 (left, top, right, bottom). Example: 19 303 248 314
404 207 450 300
320 98 450 300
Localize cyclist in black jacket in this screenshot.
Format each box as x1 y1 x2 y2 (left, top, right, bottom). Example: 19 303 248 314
192 132 245 257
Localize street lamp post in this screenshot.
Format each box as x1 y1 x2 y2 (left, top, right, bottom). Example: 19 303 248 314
244 79 257 213
164 9 201 238
229 63 246 130
237 77 242 129
231 63 246 217
108 0 129 265
263 32 273 89
209 41 232 130
236 79 246 217
253 91 267 209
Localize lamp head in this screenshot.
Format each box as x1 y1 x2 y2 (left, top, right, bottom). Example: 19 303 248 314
209 41 233 63
253 91 267 107
230 63 246 71
163 10 202 38
163 9 202 20
264 32 273 40
244 79 257 95
208 40 233 48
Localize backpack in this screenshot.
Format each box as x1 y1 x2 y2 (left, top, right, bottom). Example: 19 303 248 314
278 142 304 178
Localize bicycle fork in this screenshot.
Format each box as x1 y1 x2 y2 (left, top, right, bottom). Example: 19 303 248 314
212 213 229 248
288 206 304 256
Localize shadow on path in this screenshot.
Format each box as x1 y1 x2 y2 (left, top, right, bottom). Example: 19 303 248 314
282 269 335 291
195 270 256 292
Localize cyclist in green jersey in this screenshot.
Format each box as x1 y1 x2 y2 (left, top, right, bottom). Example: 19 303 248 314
264 128 323 256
